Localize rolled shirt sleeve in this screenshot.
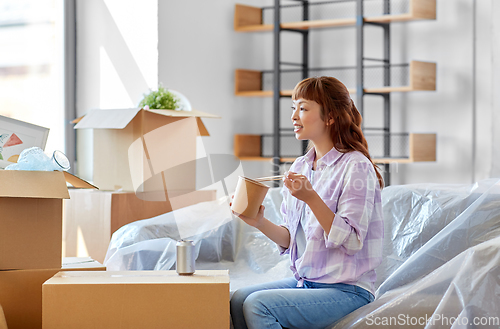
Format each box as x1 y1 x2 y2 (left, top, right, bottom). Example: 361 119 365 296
325 161 377 255
277 189 291 255
277 225 290 255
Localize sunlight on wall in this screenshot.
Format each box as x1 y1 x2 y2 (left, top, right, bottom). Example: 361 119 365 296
104 0 158 94
99 47 134 108
76 226 90 258
77 0 158 182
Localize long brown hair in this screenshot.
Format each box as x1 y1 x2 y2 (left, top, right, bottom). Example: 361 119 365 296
292 76 384 189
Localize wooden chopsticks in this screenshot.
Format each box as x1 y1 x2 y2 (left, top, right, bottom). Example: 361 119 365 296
253 175 285 182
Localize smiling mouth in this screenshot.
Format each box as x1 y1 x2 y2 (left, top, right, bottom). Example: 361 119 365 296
294 125 303 132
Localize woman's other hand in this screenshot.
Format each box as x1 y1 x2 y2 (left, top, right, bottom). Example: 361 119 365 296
232 205 266 229
283 171 316 203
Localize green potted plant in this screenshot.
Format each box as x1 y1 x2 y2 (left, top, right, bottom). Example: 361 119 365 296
138 85 191 111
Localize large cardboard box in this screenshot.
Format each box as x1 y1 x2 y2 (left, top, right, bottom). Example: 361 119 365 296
0 304 7 329
74 108 218 193
0 171 96 270
63 188 216 263
0 170 93 270
43 270 230 329
0 268 59 329
0 258 105 329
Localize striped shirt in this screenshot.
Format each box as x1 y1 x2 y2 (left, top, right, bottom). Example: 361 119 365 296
279 146 384 295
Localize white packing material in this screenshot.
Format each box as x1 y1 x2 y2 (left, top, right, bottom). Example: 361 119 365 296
330 178 500 328
331 236 500 328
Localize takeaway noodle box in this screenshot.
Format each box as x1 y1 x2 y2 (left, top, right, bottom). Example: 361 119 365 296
0 170 96 270
43 270 230 329
73 108 219 193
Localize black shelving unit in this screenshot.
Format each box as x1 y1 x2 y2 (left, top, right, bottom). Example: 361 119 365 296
270 0 407 186
233 0 437 187
272 0 311 186
355 0 392 185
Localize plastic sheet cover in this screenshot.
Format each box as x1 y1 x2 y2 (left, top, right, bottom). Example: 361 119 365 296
104 187 291 292
105 178 500 327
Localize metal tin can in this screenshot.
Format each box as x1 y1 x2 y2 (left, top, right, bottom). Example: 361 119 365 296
176 240 195 275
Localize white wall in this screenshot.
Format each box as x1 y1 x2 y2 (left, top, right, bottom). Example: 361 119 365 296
76 0 158 181
157 0 498 189
158 0 273 196
77 0 499 192
381 0 493 184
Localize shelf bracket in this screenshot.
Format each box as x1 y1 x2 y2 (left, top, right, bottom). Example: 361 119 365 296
281 28 308 34
364 21 389 27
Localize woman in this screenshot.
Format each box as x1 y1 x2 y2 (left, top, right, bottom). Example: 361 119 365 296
230 76 384 329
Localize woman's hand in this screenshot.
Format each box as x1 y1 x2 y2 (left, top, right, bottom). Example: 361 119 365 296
284 172 335 234
230 196 290 249
232 205 266 229
230 195 266 228
283 171 317 203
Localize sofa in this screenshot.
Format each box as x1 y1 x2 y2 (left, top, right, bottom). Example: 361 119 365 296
104 178 500 328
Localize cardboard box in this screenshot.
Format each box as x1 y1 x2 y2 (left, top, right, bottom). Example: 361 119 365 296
62 257 106 271
63 188 217 263
0 268 59 329
43 270 230 329
0 304 7 329
0 258 105 329
74 108 218 192
0 170 95 270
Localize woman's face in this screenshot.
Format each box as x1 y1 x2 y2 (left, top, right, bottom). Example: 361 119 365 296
291 98 330 143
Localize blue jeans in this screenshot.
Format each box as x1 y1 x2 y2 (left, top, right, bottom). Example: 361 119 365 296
230 277 374 329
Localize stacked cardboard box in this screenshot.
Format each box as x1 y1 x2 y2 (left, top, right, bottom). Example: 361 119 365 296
2 109 228 328
0 170 101 329
43 270 230 329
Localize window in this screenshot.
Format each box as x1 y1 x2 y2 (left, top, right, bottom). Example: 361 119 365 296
0 0 66 156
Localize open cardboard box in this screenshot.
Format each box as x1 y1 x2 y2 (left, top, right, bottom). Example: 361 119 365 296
43 270 230 329
0 170 96 270
74 108 219 193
